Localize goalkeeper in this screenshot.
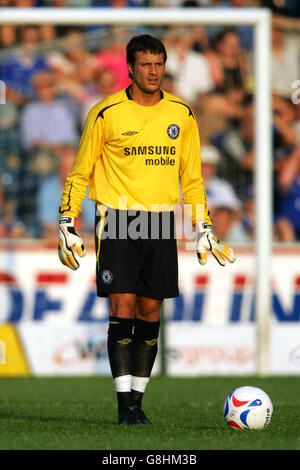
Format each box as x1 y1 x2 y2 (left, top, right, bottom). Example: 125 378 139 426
58 34 235 425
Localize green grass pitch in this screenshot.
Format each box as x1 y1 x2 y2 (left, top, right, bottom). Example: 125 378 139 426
0 375 299 450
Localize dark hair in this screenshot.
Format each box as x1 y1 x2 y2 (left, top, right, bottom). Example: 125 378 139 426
213 27 239 50
126 34 167 78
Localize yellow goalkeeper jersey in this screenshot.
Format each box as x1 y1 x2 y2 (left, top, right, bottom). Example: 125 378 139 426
59 87 211 225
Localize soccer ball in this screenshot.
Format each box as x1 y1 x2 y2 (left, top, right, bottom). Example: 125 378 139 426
224 386 273 430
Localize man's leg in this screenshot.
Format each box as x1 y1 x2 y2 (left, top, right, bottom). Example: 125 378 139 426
130 295 162 424
107 293 136 424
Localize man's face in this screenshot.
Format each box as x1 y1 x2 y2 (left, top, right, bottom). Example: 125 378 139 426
128 50 165 95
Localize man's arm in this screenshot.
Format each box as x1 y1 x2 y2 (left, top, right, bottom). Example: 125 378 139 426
58 105 104 270
180 112 211 226
180 111 235 266
59 105 104 217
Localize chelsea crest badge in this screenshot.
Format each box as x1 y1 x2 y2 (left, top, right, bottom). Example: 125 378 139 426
167 124 180 139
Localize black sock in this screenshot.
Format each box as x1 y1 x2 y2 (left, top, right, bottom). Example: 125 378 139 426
116 391 131 413
130 318 160 407
130 389 144 408
107 316 134 413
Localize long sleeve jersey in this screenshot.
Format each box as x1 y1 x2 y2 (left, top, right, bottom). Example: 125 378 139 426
59 87 211 225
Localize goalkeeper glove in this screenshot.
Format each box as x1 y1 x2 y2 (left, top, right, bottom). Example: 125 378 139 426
58 216 86 271
196 222 236 267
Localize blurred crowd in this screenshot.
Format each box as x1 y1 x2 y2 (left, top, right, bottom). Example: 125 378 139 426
0 0 300 245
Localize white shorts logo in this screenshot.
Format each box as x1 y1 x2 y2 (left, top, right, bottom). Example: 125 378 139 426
102 270 113 285
167 124 180 140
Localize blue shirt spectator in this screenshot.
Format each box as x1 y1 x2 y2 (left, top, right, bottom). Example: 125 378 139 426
0 26 48 102
20 71 79 149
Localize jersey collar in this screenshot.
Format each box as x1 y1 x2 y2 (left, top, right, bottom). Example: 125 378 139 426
125 86 164 102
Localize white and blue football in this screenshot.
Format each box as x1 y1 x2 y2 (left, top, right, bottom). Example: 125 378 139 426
224 386 273 430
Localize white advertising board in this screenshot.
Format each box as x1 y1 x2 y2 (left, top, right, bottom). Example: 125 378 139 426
0 248 300 375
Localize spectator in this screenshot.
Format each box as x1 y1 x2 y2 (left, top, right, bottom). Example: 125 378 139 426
36 147 95 241
200 144 248 243
274 145 300 242
0 26 48 104
47 28 98 101
0 199 27 239
261 0 300 18
200 145 249 244
18 70 81 236
209 0 255 50
241 185 255 241
81 67 117 125
205 27 250 93
164 27 214 103
20 70 79 149
95 28 131 93
271 21 300 98
212 95 254 193
200 144 242 211
0 103 21 203
39 24 57 43
195 84 245 143
273 95 300 152
0 25 17 49
211 205 250 243
161 71 176 95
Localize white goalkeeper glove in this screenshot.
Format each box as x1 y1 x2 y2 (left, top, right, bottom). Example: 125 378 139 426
196 222 236 266
58 216 86 271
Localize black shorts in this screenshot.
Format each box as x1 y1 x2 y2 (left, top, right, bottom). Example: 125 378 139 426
95 206 179 300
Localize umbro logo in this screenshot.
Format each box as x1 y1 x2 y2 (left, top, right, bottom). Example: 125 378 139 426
122 131 138 136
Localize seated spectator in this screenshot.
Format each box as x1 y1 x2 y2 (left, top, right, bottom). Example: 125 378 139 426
265 0 300 21
205 27 250 93
161 72 176 95
201 144 242 212
20 70 79 149
36 146 95 242
19 70 81 236
200 146 249 244
47 28 98 102
0 103 21 203
164 26 214 103
195 85 245 143
211 94 254 194
200 145 249 241
0 198 27 239
240 185 255 241
39 24 57 44
0 25 17 49
0 26 48 104
273 95 300 149
95 28 131 93
81 67 117 125
208 0 254 51
274 145 300 242
271 21 300 98
211 204 250 244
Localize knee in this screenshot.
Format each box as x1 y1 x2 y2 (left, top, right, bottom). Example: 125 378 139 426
136 299 162 322
109 295 135 319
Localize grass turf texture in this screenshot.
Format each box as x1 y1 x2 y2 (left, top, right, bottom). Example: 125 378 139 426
0 375 299 450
